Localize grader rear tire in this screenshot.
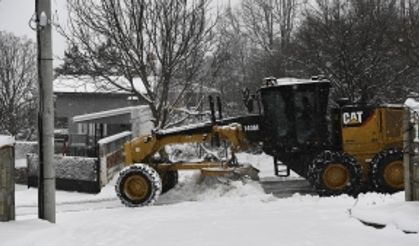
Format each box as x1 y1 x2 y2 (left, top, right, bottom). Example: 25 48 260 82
116 164 162 207
308 151 362 196
371 149 404 193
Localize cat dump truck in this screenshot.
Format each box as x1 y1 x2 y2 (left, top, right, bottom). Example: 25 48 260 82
115 77 404 207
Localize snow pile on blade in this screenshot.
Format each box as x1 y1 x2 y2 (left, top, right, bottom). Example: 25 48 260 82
158 171 274 205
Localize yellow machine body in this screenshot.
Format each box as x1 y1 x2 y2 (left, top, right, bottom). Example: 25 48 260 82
124 123 248 166
341 105 404 181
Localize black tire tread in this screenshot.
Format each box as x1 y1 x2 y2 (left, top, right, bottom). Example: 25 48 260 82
115 164 162 207
308 151 362 196
370 148 403 193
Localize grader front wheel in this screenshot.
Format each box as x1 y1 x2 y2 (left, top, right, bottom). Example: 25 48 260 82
116 164 162 207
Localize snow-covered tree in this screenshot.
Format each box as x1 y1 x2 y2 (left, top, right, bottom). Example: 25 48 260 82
0 32 37 138
241 0 300 77
60 0 215 129
293 0 417 104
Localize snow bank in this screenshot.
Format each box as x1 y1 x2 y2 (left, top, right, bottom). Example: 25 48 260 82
0 135 14 148
5 180 419 246
27 154 98 182
15 141 37 159
350 201 419 233
4 152 419 245
158 171 273 205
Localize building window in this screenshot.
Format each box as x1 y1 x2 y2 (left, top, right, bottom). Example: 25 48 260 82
77 123 87 134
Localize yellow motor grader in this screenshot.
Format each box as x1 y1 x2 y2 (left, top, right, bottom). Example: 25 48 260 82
115 77 405 207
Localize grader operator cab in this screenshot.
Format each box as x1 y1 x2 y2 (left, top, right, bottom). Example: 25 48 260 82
115 77 404 207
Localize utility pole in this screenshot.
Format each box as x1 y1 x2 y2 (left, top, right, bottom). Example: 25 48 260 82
36 0 56 223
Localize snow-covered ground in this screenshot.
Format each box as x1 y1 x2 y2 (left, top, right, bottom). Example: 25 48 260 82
1 153 419 245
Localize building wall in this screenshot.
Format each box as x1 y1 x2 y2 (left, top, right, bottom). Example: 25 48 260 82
54 92 144 134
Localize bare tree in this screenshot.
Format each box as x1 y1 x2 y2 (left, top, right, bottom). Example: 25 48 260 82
293 0 415 103
0 32 37 138
205 5 252 114
60 0 215 129
241 0 297 54
390 1 419 69
240 0 299 77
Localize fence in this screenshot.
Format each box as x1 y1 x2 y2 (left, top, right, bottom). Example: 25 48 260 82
24 131 132 193
27 154 100 193
404 99 419 201
98 131 132 186
0 136 15 221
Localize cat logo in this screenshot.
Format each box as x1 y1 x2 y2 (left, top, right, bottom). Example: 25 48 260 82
342 111 363 125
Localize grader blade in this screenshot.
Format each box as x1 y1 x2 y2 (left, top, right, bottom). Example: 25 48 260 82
200 164 260 181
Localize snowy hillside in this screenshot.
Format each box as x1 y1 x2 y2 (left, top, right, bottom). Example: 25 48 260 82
1 153 419 245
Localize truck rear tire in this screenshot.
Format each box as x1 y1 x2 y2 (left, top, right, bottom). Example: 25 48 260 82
371 149 404 193
116 164 162 207
308 151 362 196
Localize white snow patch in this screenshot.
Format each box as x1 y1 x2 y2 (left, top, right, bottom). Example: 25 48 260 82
351 200 419 233
15 158 26 168
97 131 132 145
73 106 149 123
158 171 273 205
0 134 14 148
3 153 419 245
263 77 328 87
405 98 419 113
54 75 147 94
5 181 419 246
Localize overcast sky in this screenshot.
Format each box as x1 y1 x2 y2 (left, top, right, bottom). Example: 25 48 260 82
0 0 67 66
0 0 236 67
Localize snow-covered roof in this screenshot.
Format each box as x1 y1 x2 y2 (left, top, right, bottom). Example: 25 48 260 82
98 131 132 145
73 105 150 123
276 77 329 85
0 135 14 148
405 98 419 113
53 75 147 94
